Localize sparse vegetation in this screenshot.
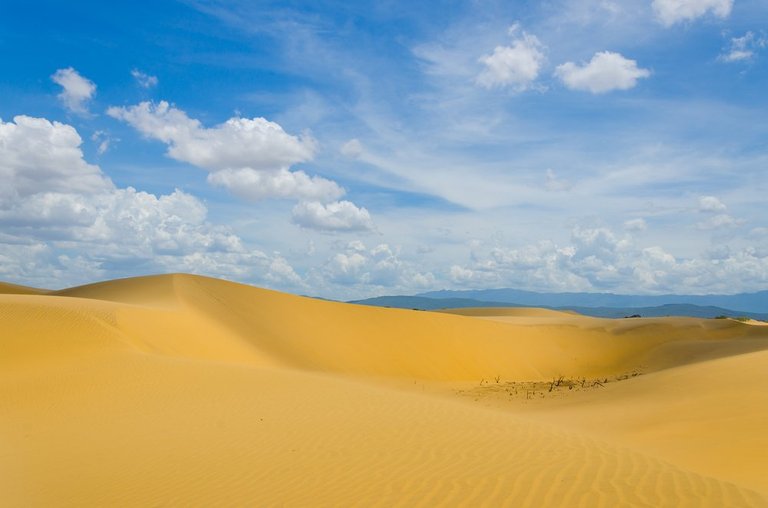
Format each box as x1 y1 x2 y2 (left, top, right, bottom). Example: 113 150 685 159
463 369 644 403
714 315 751 322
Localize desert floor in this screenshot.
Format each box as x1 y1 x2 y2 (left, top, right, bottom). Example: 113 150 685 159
2 274 767 507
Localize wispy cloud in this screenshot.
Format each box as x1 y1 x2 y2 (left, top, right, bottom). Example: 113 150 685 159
719 31 767 63
131 69 158 88
90 130 113 155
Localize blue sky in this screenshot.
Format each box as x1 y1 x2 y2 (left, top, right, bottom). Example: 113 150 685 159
1 0 767 298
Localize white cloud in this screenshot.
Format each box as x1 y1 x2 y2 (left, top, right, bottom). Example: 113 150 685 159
652 0 733 26
107 101 317 172
544 169 572 191
449 264 475 283
0 242 106 290
0 116 111 200
347 240 367 252
207 168 343 202
555 51 650 93
314 241 433 291
51 68 96 114
695 197 743 231
448 225 768 294
131 69 158 88
340 138 364 158
719 32 768 62
107 101 363 210
624 218 648 231
698 195 727 212
0 115 293 289
291 200 374 232
697 213 744 230
266 255 304 286
476 24 546 91
91 130 113 155
326 251 368 284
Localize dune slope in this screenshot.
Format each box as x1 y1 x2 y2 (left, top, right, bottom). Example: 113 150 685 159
3 355 764 507
513 348 768 494
0 281 46 295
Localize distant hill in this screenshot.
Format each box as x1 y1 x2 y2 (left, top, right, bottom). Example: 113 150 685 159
349 295 768 321
566 304 768 320
417 288 768 314
347 295 520 311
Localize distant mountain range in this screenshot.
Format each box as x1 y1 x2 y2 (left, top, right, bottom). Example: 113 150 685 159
348 296 519 311
418 288 768 314
349 289 768 321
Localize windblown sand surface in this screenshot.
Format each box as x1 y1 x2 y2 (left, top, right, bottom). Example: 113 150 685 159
2 274 767 506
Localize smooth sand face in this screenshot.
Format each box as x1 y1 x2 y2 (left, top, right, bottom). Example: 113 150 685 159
2 274 767 506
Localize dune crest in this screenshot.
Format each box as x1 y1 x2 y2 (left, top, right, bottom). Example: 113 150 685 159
0 281 47 295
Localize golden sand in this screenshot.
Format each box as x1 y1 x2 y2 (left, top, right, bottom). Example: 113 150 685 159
2 274 767 506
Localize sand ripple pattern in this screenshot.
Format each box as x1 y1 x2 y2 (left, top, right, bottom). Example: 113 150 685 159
2 357 764 507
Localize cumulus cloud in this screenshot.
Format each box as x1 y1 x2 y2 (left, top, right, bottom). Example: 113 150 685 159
0 116 111 200
624 218 647 231
719 32 767 62
695 196 743 230
208 168 343 202
51 68 96 114
265 255 304 286
544 169 572 191
447 225 768 294
107 101 369 230
314 241 434 291
131 69 158 88
555 52 650 93
340 138 364 159
476 24 545 91
698 195 727 212
449 264 475 284
697 213 744 230
652 0 733 26
291 200 374 232
0 115 295 289
107 101 317 173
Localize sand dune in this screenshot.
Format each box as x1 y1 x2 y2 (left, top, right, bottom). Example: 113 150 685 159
442 306 579 318
0 281 46 295
2 274 767 506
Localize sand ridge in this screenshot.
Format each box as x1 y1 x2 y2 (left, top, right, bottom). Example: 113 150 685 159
2 273 767 506
0 281 47 295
